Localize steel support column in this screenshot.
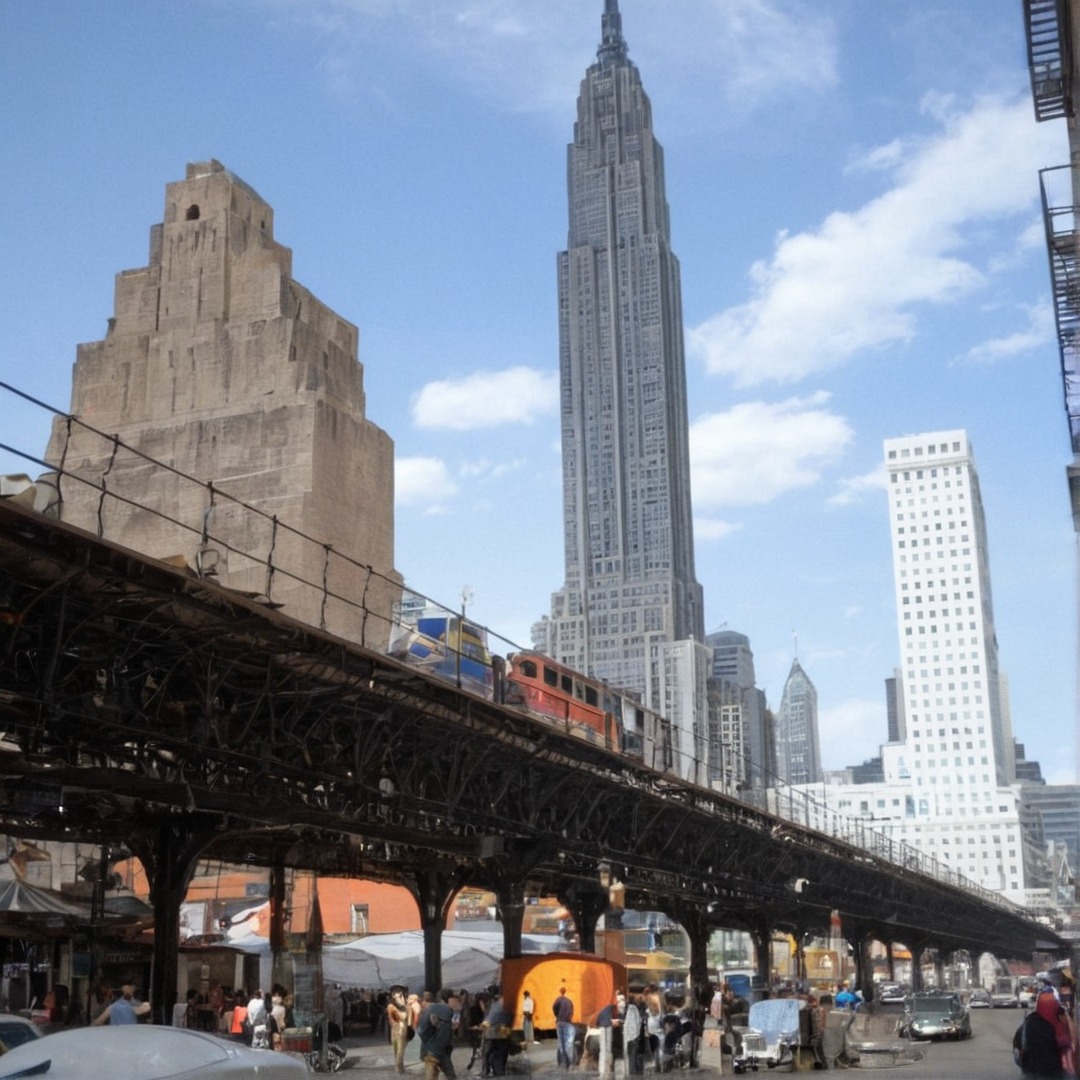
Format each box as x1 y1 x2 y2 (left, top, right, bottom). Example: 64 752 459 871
667 903 712 1007
410 868 458 993
129 820 216 1025
270 858 289 992
844 921 874 1002
496 882 526 962
559 882 609 955
751 918 772 996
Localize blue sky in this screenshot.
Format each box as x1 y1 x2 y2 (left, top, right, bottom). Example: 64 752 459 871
1 0 1075 781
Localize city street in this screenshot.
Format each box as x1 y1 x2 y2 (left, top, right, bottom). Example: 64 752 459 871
876 1004 1024 1080
336 1003 1029 1079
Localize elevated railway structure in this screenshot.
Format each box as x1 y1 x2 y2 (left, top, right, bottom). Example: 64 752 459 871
0 495 1065 1018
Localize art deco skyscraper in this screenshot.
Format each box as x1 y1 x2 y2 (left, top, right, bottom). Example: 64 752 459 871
776 658 824 786
536 1 705 702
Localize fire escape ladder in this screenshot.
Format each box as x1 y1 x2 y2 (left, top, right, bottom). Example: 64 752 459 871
1024 0 1073 121
1040 165 1080 454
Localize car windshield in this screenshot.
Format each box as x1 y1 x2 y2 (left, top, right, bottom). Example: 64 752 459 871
0 1021 38 1050
911 994 961 1013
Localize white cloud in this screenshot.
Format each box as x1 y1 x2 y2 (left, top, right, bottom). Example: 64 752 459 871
458 457 526 482
827 465 888 508
694 517 742 542
689 393 852 508
411 367 558 431
689 95 1062 386
259 0 836 121
955 300 1056 365
395 455 459 509
649 0 837 117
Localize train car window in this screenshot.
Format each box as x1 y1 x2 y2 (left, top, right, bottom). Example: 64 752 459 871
520 659 538 679
543 665 558 687
561 673 573 694
585 685 598 706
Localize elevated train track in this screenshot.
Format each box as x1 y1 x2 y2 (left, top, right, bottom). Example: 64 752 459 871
0 497 1065 1011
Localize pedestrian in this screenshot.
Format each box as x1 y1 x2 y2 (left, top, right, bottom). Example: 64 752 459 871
91 981 150 1025
325 982 344 1042
229 990 249 1043
270 986 287 1049
623 991 645 1076
183 988 199 1029
807 993 827 1069
596 992 623 1075
409 992 424 1032
466 991 489 1071
1014 990 1073 1078
419 989 458 1080
834 982 859 1010
387 987 410 1074
643 985 664 1069
553 985 575 1068
246 988 269 1049
521 989 535 1044
482 986 513 1077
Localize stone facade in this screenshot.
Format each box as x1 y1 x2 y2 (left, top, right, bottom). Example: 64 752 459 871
46 160 399 648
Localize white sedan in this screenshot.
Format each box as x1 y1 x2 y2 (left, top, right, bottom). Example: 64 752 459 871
0 1025 310 1078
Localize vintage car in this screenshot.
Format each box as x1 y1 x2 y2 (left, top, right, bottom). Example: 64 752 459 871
901 991 972 1041
877 982 908 1005
731 998 806 1072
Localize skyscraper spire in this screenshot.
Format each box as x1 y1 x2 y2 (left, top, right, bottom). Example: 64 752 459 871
598 0 628 67
537 0 705 733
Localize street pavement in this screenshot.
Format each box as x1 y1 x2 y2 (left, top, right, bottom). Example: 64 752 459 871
331 1004 1026 1079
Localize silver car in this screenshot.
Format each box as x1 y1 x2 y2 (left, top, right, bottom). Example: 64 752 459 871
902 992 972 1041
0 1025 310 1079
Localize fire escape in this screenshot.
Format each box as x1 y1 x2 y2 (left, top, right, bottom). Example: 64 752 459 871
1025 0 1080 524
1024 0 1071 121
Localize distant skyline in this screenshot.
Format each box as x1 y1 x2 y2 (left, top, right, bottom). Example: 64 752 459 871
0 1 1074 780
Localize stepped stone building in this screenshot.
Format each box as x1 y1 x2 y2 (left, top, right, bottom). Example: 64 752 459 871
45 160 399 646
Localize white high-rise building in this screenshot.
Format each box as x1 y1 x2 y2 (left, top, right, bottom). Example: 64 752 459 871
885 431 1014 791
881 430 1025 897
786 430 1029 903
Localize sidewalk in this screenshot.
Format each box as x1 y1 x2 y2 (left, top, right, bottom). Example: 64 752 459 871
336 1030 724 1076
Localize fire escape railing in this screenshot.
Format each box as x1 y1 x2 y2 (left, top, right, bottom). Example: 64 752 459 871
1024 0 1073 122
1039 165 1080 456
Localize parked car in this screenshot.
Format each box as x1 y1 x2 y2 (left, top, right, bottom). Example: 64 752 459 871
878 983 909 1005
0 1013 42 1053
968 988 993 1008
0 1026 310 1078
731 998 806 1073
902 992 972 1041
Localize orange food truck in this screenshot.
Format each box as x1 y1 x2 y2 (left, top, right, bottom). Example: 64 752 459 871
499 952 627 1031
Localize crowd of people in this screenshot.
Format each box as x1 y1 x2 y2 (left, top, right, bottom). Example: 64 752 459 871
41 967 1080 1078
